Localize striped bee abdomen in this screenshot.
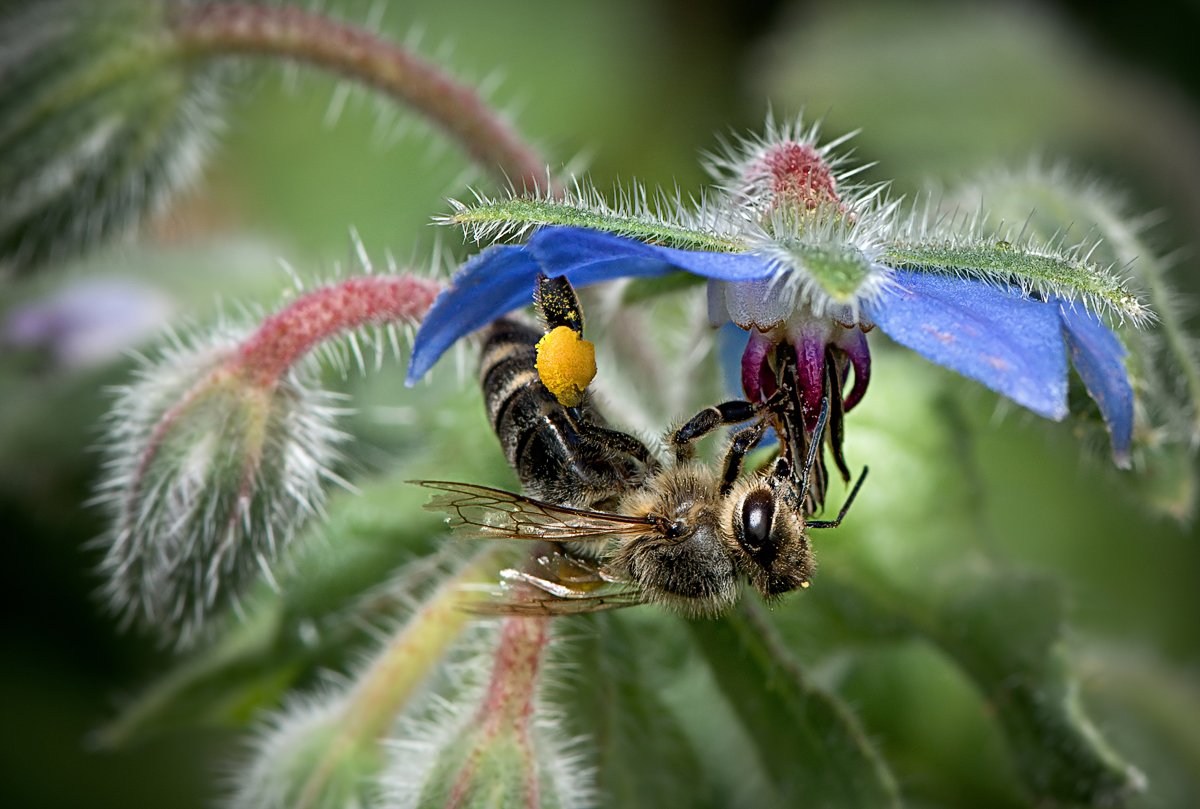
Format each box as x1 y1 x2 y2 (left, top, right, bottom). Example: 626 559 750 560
479 318 644 508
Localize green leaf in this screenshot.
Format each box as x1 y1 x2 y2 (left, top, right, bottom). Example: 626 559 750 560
561 612 717 808
926 570 1143 806
689 601 903 808
783 356 1147 806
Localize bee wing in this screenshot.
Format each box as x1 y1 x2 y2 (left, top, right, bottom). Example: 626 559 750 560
468 562 648 615
412 480 657 541
467 591 647 615
455 549 647 616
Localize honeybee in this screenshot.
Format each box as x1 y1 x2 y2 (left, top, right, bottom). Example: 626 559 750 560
415 275 865 615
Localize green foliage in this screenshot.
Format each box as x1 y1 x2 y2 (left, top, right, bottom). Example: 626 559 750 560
689 603 903 807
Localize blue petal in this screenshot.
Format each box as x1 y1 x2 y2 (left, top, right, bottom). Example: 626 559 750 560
406 244 540 385
406 226 772 384
530 227 772 283
866 271 1069 420
1058 301 1134 467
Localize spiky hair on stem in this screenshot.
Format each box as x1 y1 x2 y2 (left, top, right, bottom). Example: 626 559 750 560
93 324 347 647
883 195 1152 327
440 174 748 253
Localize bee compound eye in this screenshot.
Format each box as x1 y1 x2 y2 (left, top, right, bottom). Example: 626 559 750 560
739 488 774 553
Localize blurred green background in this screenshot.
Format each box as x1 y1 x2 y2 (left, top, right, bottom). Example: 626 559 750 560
3 0 1199 806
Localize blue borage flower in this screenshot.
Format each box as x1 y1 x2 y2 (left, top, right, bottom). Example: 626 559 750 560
407 118 1144 467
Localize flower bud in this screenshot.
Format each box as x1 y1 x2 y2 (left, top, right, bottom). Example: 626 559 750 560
0 0 222 272
226 554 492 809
96 330 342 646
387 616 590 809
741 140 844 223
227 692 368 809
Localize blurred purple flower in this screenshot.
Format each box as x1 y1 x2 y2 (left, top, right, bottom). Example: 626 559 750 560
3 277 173 368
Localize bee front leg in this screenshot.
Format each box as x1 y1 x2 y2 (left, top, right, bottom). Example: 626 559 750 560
718 419 770 496
670 400 762 463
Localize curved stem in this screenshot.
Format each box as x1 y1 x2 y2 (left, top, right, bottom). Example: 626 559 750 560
170 2 552 191
232 274 441 387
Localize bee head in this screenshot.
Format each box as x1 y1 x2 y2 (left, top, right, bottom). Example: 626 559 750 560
727 478 814 596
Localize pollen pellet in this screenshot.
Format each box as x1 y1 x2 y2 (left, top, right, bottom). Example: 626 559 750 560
535 326 596 407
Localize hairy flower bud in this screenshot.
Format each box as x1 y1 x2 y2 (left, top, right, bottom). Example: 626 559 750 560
742 140 845 222
387 616 591 809
96 330 344 645
96 273 439 644
0 0 222 273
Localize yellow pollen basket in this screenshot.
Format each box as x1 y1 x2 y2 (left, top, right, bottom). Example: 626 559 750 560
535 326 597 407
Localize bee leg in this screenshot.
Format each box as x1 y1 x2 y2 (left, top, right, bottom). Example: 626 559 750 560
534 273 585 333
501 568 600 599
566 405 659 471
787 396 831 510
670 400 761 462
807 466 869 528
718 419 769 496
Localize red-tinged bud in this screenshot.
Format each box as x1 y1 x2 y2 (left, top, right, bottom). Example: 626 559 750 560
742 141 845 220
387 616 590 809
96 274 440 645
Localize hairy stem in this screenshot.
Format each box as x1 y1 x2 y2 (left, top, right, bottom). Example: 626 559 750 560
294 550 500 809
169 2 551 190
232 274 441 387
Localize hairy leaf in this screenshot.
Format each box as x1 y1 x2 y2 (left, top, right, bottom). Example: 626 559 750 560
689 601 903 808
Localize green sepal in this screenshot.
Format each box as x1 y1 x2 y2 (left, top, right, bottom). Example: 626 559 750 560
881 240 1147 324
783 241 875 303
444 194 743 252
